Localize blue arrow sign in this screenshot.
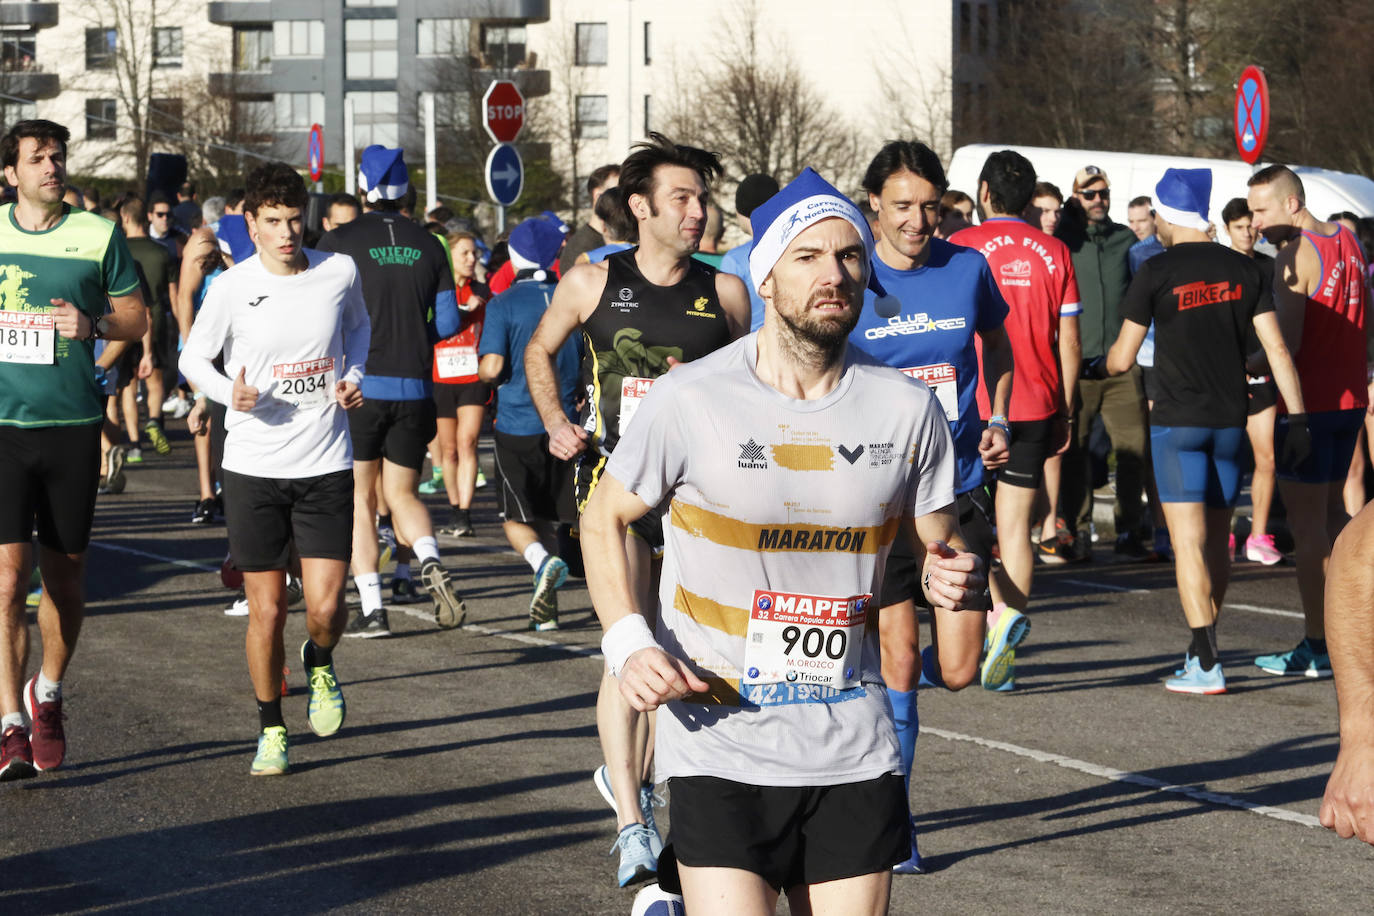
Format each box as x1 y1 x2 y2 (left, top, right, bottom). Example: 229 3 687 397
485 143 523 207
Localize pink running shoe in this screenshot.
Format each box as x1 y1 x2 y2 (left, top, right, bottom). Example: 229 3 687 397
1245 533 1283 566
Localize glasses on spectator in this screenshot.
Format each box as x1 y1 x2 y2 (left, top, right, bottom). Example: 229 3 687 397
152 210 171 218
1078 189 1109 201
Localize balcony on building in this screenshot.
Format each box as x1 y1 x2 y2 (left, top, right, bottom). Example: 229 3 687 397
0 3 58 29
206 2 270 25
1 66 58 99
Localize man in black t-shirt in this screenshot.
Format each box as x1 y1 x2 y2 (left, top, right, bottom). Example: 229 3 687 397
1106 168 1309 696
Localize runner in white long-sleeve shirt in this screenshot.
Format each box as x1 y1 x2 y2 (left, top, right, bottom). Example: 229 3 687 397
181 162 371 776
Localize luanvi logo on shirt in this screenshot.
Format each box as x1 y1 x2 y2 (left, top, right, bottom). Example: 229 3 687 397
248 296 269 307
837 443 865 464
738 438 768 469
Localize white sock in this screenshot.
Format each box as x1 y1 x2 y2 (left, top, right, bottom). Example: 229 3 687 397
394 562 411 581
35 672 61 703
523 542 549 572
1 712 23 731
412 536 440 563
355 572 383 616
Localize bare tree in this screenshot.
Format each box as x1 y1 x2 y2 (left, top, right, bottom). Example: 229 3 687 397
659 2 862 189
529 22 589 223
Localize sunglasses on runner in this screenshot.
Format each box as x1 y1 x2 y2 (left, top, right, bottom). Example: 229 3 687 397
152 210 171 218
1078 189 1109 201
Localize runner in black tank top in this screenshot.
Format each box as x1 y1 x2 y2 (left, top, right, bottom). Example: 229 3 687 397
576 248 732 509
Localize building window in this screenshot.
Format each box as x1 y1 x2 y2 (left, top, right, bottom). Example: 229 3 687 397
345 18 398 80
479 24 525 70
234 27 271 72
958 3 971 54
153 27 182 68
419 92 470 130
149 98 182 137
576 94 608 139
643 22 651 65
977 4 989 54
643 95 651 134
85 28 116 70
273 21 325 58
235 97 274 140
345 0 394 6
346 91 398 148
418 19 464 57
86 98 116 139
2 31 37 71
275 92 325 129
1 100 36 132
575 23 608 66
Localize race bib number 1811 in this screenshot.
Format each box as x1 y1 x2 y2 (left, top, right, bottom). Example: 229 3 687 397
742 588 869 691
0 310 55 365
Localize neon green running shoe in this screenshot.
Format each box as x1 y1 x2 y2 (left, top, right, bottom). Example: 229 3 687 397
301 641 346 737
418 470 444 495
145 421 171 456
250 726 289 776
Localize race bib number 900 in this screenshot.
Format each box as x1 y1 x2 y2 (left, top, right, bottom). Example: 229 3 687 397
0 310 55 365
742 588 870 691
273 357 335 410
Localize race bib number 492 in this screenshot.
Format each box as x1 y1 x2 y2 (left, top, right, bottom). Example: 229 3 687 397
0 310 55 365
436 343 478 379
742 589 870 691
273 357 335 409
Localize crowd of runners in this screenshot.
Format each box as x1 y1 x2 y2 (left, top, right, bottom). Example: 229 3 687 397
1 115 1373 913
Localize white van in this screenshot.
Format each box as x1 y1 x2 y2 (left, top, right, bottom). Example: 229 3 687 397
946 144 1374 229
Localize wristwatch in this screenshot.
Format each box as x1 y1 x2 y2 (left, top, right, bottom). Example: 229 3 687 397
85 315 106 341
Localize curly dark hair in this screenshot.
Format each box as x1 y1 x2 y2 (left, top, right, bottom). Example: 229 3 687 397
618 132 723 223
1 119 69 170
243 161 308 215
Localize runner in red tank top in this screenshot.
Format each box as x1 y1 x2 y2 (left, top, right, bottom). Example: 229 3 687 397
1246 164 1369 678
950 150 1081 648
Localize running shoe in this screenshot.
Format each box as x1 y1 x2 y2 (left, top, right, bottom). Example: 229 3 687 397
593 764 618 814
892 816 925 875
343 607 391 638
0 725 36 781
1245 533 1283 566
124 447 143 464
439 510 474 537
301 641 345 737
1229 532 1238 557
23 677 65 771
475 468 487 489
285 575 304 607
981 608 1030 691
420 558 467 629
377 524 397 571
390 576 425 604
250 726 289 776
26 586 41 608
1113 531 1150 562
610 824 658 887
1165 656 1227 694
418 472 445 495
631 884 685 916
102 444 127 495
145 421 171 455
164 394 193 419
1254 639 1332 678
224 595 249 617
592 766 665 859
530 555 568 631
1151 527 1173 562
1036 534 1074 565
191 498 216 525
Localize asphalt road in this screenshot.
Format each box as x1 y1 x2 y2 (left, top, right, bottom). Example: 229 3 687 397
2 431 1370 915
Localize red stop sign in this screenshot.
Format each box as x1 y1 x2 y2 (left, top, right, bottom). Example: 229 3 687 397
483 80 525 144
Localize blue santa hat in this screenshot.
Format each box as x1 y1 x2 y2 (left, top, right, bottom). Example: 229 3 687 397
508 217 565 274
358 145 409 204
748 167 897 317
1154 168 1212 233
540 210 570 234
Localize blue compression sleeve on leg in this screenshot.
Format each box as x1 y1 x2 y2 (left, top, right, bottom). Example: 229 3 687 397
888 687 917 787
919 644 946 689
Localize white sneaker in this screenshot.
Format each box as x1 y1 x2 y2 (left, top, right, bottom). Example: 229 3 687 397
631 883 684 916
224 596 249 617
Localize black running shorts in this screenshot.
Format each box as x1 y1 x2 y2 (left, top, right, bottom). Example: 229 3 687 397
998 418 1056 490
347 397 438 471
434 380 492 415
0 422 101 553
492 429 573 524
1247 376 1277 416
221 468 354 571
879 486 995 609
666 773 908 890
574 451 664 551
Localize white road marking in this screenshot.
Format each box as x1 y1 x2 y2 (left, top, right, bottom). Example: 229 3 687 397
90 541 219 574
922 726 1323 829
1051 577 1304 618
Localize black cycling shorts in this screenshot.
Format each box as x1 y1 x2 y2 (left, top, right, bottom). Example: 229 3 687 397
666 773 908 891
0 422 101 553
348 397 437 471
434 380 492 415
575 451 664 551
1247 376 1277 416
222 468 354 571
998 418 1056 490
879 486 995 609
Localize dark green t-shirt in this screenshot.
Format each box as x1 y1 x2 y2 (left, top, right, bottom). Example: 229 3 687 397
0 203 140 427
126 236 173 311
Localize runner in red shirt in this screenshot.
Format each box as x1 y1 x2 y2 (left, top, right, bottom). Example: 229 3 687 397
952 151 1080 672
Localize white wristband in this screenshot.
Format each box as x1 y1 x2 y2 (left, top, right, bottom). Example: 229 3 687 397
601 614 660 676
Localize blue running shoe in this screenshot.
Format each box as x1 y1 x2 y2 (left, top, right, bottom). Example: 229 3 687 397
892 816 925 874
530 555 568 631
981 609 1030 691
593 766 664 859
1254 639 1332 678
610 823 658 887
1165 655 1226 695
1174 652 1194 677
